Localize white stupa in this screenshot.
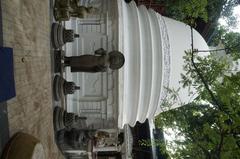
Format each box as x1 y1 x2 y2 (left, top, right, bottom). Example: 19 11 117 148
117 0 209 128
64 0 209 129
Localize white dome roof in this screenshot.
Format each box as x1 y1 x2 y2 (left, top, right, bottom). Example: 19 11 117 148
154 17 209 115
117 0 209 128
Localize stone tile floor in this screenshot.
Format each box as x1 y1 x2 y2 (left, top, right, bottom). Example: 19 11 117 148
1 0 64 158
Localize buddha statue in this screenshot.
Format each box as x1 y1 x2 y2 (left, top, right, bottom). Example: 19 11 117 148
54 0 99 21
64 48 125 73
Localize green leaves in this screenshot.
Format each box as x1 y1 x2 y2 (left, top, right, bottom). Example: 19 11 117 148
158 0 208 25
152 1 240 157
210 26 240 59
155 49 240 157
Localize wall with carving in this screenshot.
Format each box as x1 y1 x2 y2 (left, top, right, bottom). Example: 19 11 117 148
64 0 119 129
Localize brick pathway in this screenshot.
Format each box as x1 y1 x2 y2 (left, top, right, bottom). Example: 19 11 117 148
1 0 63 158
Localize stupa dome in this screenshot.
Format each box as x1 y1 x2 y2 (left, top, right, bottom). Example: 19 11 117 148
117 0 209 128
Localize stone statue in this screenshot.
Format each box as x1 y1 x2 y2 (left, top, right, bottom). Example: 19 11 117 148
64 48 125 73
51 23 79 49
63 81 80 95
53 75 80 101
54 0 99 21
54 107 87 131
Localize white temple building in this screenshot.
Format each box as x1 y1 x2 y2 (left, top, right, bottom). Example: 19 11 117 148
64 0 209 129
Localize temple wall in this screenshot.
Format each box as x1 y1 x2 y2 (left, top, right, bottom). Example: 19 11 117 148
64 0 119 129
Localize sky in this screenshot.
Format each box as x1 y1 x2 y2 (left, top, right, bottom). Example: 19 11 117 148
219 5 240 32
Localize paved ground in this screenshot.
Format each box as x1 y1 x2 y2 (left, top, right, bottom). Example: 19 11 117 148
0 1 10 156
0 103 9 157
1 0 64 158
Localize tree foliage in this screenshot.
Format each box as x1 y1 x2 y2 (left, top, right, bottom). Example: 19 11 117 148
220 0 240 28
155 46 240 158
210 26 240 57
157 0 208 24
157 0 240 27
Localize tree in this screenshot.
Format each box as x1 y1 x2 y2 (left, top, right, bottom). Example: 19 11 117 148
155 41 240 158
156 0 208 24
220 0 240 28
156 0 239 40
210 26 240 57
158 0 239 25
